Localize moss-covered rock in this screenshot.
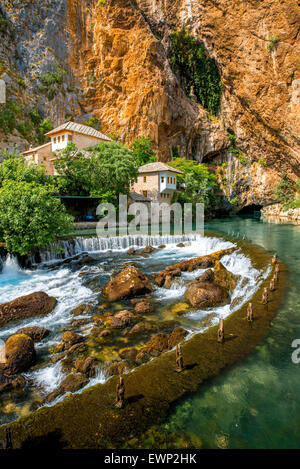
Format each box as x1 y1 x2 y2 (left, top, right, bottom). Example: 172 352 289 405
103 267 153 301
214 260 239 292
0 292 56 326
4 334 36 374
15 326 50 342
185 281 229 308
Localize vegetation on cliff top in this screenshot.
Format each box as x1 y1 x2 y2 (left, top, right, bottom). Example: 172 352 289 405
169 29 222 116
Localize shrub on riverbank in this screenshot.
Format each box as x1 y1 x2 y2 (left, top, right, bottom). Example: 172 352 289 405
0 180 73 255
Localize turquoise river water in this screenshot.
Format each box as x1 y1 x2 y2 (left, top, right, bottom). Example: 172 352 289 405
166 215 300 449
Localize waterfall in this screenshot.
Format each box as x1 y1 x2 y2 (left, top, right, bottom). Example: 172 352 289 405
29 233 230 265
1 255 20 277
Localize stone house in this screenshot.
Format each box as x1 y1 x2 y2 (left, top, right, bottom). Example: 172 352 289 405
131 162 183 205
22 121 111 175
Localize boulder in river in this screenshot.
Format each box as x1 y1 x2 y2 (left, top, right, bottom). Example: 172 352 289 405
141 246 156 254
15 326 50 342
214 260 239 292
102 267 153 301
0 292 57 326
108 310 135 329
74 357 96 378
153 248 236 288
185 281 230 308
4 334 36 374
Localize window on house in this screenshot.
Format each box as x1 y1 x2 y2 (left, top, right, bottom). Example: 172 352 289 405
54 137 56 144
167 177 169 184
144 176 147 183
161 177 164 183
62 135 65 142
58 136 60 143
143 191 147 197
68 134 72 142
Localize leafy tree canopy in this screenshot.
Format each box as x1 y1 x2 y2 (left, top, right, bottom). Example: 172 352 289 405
131 136 157 166
0 150 50 187
0 181 73 255
168 158 218 210
54 142 139 204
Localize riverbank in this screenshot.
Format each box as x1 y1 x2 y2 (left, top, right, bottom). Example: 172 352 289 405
0 239 288 449
261 204 300 225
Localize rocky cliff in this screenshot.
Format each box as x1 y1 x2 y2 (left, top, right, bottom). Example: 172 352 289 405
0 0 299 209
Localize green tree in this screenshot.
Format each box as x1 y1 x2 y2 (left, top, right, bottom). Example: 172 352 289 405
54 143 91 196
0 151 50 187
168 158 218 210
0 181 73 255
54 142 139 204
131 136 157 166
89 141 139 202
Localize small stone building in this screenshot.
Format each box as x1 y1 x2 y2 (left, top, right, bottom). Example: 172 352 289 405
131 162 183 204
22 121 111 175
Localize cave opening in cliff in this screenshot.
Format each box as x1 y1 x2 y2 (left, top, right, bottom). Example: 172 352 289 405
237 204 263 215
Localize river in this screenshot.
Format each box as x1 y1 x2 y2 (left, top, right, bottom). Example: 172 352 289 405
165 215 300 449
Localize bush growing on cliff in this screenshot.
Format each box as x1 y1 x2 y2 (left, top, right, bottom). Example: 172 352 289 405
168 158 218 210
274 175 300 210
169 29 222 116
131 136 157 166
0 181 73 255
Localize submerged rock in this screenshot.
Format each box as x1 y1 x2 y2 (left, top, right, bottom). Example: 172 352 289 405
127 248 137 255
185 281 229 308
0 292 57 326
0 372 26 394
108 310 135 329
77 255 96 266
69 304 92 316
15 326 50 342
145 333 169 357
134 300 154 315
107 360 131 376
62 331 84 347
46 373 89 403
74 357 96 378
4 334 36 374
141 246 156 254
168 327 188 349
102 267 153 301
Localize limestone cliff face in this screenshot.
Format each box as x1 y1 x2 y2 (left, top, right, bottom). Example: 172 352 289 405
0 0 299 208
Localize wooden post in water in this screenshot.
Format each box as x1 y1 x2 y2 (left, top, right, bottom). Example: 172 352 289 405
262 287 269 305
272 253 278 265
247 303 254 322
115 376 125 409
175 344 184 373
5 428 12 449
270 278 276 292
218 318 225 343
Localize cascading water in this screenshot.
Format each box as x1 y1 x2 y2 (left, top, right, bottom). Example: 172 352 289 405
30 233 230 264
0 232 267 425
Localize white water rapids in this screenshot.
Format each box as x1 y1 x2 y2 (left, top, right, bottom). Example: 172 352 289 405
0 233 269 420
